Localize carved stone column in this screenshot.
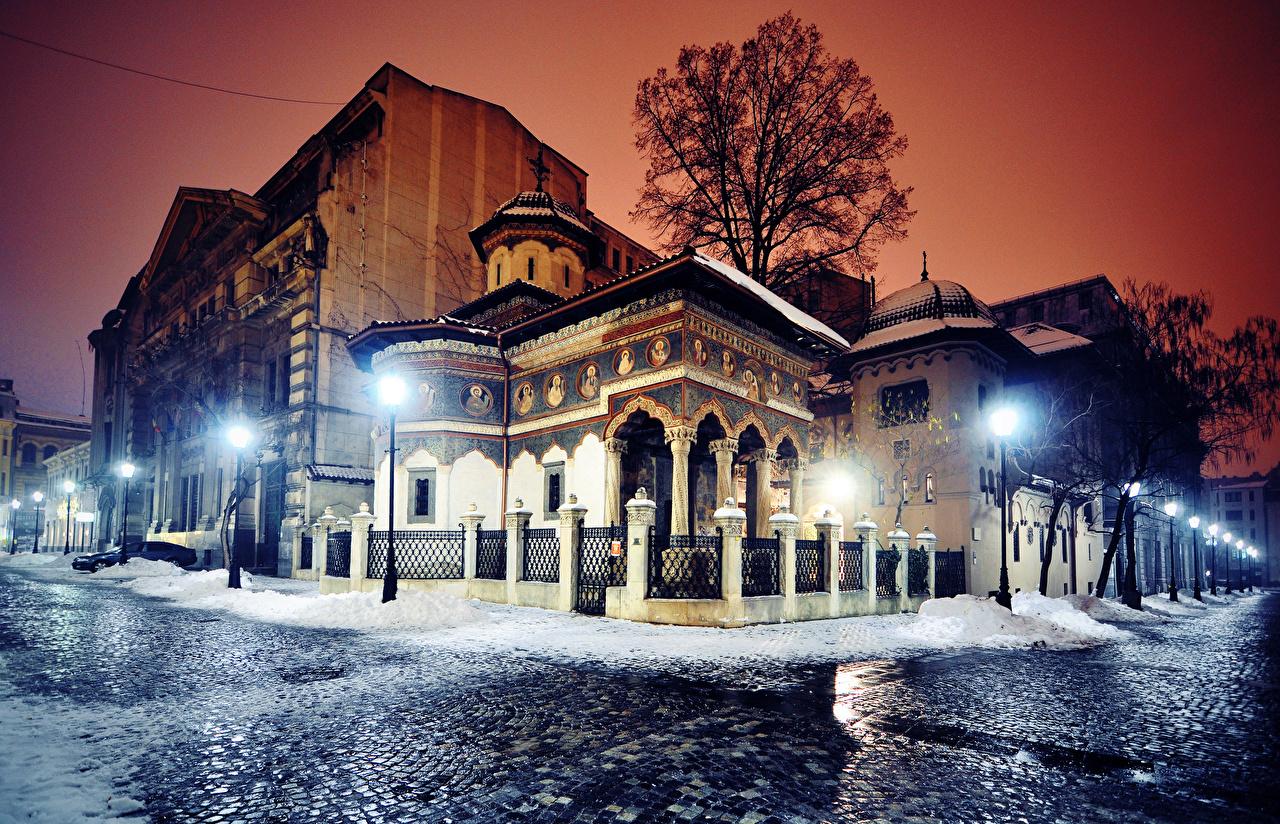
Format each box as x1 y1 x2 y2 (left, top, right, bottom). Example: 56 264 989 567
709 438 739 511
779 457 808 528
665 426 697 536
603 438 627 527
753 449 778 538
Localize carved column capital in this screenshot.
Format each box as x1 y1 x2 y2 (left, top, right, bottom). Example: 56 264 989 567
708 438 739 456
604 437 629 455
663 426 697 448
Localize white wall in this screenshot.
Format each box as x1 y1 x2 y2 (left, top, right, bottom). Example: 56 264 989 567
572 433 606 526
449 450 502 528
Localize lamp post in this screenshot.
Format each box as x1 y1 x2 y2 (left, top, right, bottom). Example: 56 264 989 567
1207 523 1219 595
117 461 135 564
988 406 1017 610
31 491 45 553
1162 501 1179 601
226 424 254 589
62 480 75 555
377 374 407 604
1246 546 1257 593
1187 515 1202 601
7 499 18 555
1223 532 1234 594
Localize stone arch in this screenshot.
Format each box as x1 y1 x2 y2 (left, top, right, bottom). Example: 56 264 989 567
772 424 803 454
688 398 733 437
604 394 678 440
731 410 771 444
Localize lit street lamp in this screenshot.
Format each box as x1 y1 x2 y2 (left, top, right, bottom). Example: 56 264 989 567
378 374 407 604
1162 501 1179 602
1234 540 1245 592
1223 532 1234 594
7 499 18 555
31 491 45 553
62 480 76 555
1207 523 1219 595
988 406 1017 610
226 424 254 590
1187 515 1202 601
118 461 136 564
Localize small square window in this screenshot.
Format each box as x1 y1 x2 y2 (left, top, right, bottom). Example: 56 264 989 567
408 469 437 523
544 462 565 519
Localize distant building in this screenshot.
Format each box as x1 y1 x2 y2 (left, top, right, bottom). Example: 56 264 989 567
42 441 93 553
1204 469 1276 585
0 379 90 550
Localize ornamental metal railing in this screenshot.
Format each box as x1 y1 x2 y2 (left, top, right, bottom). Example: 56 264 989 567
795 534 827 594
325 531 351 578
907 546 930 597
741 534 781 597
838 540 865 592
576 524 627 615
475 529 507 580
876 546 901 598
367 529 464 579
648 528 722 599
299 535 313 570
933 548 966 598
521 527 560 583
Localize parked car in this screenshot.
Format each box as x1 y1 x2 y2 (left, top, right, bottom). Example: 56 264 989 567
72 541 198 572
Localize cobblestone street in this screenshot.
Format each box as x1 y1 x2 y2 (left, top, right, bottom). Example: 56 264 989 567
1 566 1276 823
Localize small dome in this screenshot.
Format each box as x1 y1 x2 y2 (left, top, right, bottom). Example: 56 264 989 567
865 278 998 333
489 190 590 233
469 190 601 266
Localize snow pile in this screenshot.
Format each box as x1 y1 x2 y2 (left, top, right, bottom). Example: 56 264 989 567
1061 594 1165 624
912 595 1102 649
0 552 69 568
128 569 485 631
91 557 186 579
1142 592 1208 618
1011 591 1130 641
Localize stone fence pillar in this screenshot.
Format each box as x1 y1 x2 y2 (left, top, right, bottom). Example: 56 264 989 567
814 509 844 616
314 507 337 578
854 513 879 613
557 493 587 612
916 525 938 601
622 488 657 619
460 503 484 580
716 498 747 604
287 516 304 577
886 522 910 612
505 499 532 603
349 502 373 585
770 506 799 616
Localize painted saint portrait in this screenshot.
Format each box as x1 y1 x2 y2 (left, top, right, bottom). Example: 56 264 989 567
545 373 566 408
792 380 803 405
647 336 671 367
614 347 635 376
743 368 760 402
691 337 709 367
770 371 782 398
721 350 735 378
578 362 600 399
462 384 493 417
418 382 436 412
514 381 535 416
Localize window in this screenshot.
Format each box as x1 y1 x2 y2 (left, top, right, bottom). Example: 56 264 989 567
277 354 290 406
408 469 437 523
1038 528 1045 562
188 474 201 529
43 445 57 461
544 462 565 518
1226 510 1243 522
496 262 502 284
625 255 634 273
1062 532 1068 563
876 477 885 506
900 474 909 505
178 477 189 531
563 265 570 288
265 360 277 410
925 473 935 503
1224 491 1242 503
979 469 987 492
103 423 112 458
1077 290 1093 313
878 380 929 427
1029 303 1045 322
612 249 621 270
527 258 535 281
988 470 996 502
1013 530 1021 562
987 438 994 459
1249 490 1255 501
21 443 36 465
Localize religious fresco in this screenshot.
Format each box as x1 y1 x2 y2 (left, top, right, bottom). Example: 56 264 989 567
577 361 600 399
689 336 709 367
461 384 494 417
646 335 671 367
742 360 764 402
514 381 536 416
417 381 437 413
721 349 736 378
769 371 782 398
544 372 567 408
614 347 636 376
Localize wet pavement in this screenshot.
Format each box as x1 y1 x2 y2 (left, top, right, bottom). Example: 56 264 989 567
0 567 1276 823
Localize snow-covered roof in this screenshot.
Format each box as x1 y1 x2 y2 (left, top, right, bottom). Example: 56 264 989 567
306 464 374 484
692 252 850 349
1007 322 1093 355
850 316 995 353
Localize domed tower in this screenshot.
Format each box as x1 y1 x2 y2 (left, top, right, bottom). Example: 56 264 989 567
468 155 603 299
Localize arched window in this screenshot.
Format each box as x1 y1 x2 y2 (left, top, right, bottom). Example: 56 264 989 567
987 469 996 501
925 472 936 503
563 264 570 288
21 443 36 465
979 468 987 492
496 262 502 285
527 258 535 281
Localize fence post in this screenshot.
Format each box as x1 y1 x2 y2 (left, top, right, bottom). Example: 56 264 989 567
770 505 799 618
460 503 484 580
349 502 372 586
715 498 746 608
314 507 337 578
814 509 843 616
505 498 532 603
557 493 587 612
855 513 880 614
287 516 304 578
623 488 657 618
887 522 910 612
916 525 938 602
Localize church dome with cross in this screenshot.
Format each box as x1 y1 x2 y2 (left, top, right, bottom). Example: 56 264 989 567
850 254 999 354
469 151 604 299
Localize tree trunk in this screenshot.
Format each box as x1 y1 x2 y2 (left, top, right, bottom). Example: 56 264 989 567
1092 489 1132 597
1037 494 1067 596
1121 507 1141 608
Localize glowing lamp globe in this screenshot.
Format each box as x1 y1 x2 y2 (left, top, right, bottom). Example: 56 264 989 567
118 461 136 480
63 480 76 494
1188 515 1200 529
988 407 1017 438
377 375 408 408
32 491 44 504
227 425 253 451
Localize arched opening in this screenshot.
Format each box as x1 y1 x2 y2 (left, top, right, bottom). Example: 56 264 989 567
690 413 728 534
735 424 769 537
614 411 671 531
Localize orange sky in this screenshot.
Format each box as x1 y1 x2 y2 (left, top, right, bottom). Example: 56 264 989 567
1 0 1276 473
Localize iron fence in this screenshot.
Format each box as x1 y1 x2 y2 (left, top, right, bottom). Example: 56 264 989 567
476 529 507 580
299 536 313 570
933 549 966 598
576 525 627 615
795 534 827 593
742 534 781 596
368 529 464 579
325 531 351 578
876 546 901 597
522 527 560 583
648 528 722 599
838 540 865 591
908 546 929 597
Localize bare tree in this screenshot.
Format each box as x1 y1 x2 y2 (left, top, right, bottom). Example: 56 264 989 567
633 13 913 297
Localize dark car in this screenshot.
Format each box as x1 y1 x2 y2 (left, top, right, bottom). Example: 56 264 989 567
72 541 198 573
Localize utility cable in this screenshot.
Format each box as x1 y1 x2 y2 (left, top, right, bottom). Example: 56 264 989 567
0 29 342 105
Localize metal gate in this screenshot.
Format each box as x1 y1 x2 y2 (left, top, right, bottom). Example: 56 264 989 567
934 548 966 598
575 525 626 615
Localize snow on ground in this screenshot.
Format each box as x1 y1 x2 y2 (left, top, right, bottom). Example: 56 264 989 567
916 594 1104 649
0 552 72 569
1061 593 1167 624
1011 591 1130 641
92 557 186 579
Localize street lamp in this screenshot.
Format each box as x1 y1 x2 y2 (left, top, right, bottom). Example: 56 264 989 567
1234 540 1245 593
62 480 76 555
1187 515 1202 601
377 374 407 604
7 499 18 555
1246 546 1257 593
31 491 45 553
226 424 254 589
1207 523 1219 595
988 406 1018 610
1162 501 1179 602
118 461 136 564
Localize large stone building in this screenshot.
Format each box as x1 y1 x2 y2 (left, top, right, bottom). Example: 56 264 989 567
1205 468 1277 586
87 64 655 569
